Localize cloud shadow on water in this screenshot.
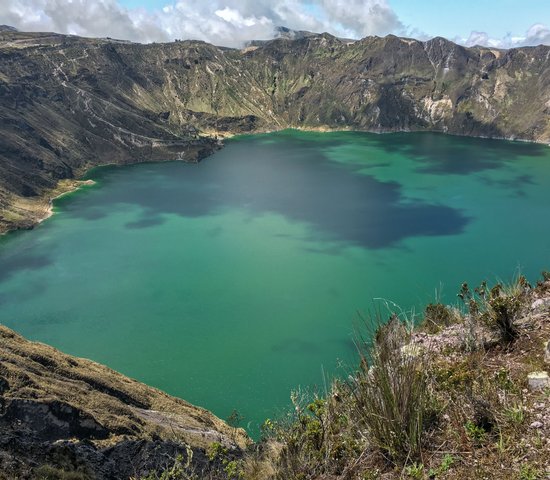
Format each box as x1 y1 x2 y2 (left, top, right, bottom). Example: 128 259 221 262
8 131 536 287
363 131 548 175
0 250 52 284
58 132 471 250
125 216 166 229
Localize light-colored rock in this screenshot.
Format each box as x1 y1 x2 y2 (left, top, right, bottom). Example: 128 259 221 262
529 421 544 429
531 298 550 310
528 371 550 390
401 343 423 358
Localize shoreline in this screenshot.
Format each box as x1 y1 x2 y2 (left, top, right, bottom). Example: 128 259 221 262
41 179 97 224
0 179 96 237
1 127 548 237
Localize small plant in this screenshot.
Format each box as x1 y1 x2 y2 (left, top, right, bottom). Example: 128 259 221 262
494 367 517 392
464 420 487 444
519 464 541 480
207 442 228 462
224 460 244 479
133 452 194 480
405 462 424 479
428 453 455 477
422 303 455 333
260 418 276 439
504 404 525 425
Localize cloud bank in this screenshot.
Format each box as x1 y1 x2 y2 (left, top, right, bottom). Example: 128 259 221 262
462 23 550 49
0 0 404 47
1 0 549 49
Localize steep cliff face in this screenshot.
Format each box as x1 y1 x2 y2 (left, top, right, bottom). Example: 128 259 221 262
0 29 549 233
0 326 249 479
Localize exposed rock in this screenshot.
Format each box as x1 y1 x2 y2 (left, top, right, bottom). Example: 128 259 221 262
527 371 550 390
0 326 249 479
531 298 550 310
1 399 109 441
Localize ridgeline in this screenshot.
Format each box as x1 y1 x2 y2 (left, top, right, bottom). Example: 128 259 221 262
1 29 549 233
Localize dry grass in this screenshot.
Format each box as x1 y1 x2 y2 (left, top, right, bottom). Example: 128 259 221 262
0 326 249 451
2 273 550 479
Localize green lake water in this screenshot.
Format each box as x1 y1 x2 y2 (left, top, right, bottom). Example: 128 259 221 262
1 130 549 436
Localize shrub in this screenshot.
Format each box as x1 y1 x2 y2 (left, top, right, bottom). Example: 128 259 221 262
485 285 520 343
422 303 455 333
349 316 431 463
458 275 530 345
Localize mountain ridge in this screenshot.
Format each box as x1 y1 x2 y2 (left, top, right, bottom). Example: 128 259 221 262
0 28 549 234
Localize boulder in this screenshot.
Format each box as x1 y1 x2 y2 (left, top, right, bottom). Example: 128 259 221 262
527 371 550 390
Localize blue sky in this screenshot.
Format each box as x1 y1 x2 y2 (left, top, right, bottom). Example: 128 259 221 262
2 0 549 48
115 0 550 41
391 0 550 39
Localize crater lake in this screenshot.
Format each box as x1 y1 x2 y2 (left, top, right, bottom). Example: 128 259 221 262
1 130 549 435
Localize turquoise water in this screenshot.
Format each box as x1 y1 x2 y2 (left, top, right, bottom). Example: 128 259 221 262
1 130 549 435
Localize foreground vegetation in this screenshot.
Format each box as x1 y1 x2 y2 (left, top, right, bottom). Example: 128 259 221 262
135 273 550 480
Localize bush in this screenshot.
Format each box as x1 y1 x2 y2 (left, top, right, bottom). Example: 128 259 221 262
458 275 530 345
422 303 455 333
484 276 530 344
349 316 431 463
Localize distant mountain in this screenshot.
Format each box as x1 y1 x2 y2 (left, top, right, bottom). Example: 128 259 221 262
0 28 549 233
0 25 17 32
248 26 354 46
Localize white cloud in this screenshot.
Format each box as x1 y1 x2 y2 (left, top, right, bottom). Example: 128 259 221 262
461 23 550 49
318 0 404 38
2 0 549 49
0 0 403 47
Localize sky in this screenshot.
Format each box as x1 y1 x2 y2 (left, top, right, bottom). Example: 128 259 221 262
1 0 549 49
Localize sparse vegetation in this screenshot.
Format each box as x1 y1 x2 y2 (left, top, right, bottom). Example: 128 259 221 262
351 316 432 463
421 302 458 333
34 466 90 480
231 271 550 479
3 273 550 479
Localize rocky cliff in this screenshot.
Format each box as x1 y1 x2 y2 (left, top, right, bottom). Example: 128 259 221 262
0 28 549 233
0 326 249 479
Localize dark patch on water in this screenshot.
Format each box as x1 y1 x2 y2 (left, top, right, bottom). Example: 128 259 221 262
0 250 52 283
362 132 547 175
60 133 470 250
125 216 166 229
0 280 48 305
478 173 535 198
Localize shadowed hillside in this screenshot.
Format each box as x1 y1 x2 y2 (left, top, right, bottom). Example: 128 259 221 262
0 29 549 233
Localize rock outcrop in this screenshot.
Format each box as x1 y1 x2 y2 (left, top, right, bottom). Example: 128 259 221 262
0 326 249 479
0 29 549 233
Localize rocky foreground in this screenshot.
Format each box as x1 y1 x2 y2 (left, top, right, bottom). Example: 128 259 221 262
233 275 550 480
0 327 249 479
1 276 549 479
1 27 550 233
